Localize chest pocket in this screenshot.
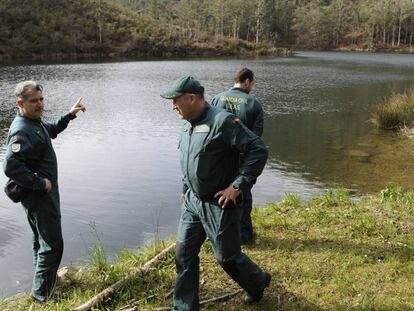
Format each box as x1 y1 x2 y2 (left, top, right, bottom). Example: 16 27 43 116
201 135 223 154
196 134 226 181
27 129 48 162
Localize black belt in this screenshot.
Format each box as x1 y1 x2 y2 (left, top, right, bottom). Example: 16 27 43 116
193 192 217 202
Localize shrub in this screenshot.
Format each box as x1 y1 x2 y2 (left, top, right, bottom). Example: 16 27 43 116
374 86 414 130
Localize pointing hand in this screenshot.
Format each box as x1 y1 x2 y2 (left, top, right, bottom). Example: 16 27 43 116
70 97 86 115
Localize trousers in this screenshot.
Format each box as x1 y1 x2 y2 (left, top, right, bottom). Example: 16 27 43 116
22 188 63 302
173 190 267 311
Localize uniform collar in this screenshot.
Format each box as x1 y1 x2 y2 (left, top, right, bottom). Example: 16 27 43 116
231 87 250 94
17 112 41 123
189 103 210 126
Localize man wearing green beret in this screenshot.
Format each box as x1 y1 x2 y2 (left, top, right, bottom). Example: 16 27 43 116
210 68 264 244
161 75 271 311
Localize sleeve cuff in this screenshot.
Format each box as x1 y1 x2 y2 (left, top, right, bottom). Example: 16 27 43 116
34 177 46 190
232 177 248 193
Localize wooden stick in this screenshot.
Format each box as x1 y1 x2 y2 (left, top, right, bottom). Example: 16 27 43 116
122 307 171 311
164 288 174 299
200 289 243 305
121 289 243 311
72 243 176 311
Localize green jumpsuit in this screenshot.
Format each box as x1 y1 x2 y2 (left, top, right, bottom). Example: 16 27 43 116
210 88 264 242
3 113 76 302
174 104 268 311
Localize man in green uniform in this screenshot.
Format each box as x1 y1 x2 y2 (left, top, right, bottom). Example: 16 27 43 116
210 68 264 244
161 76 270 311
3 81 86 303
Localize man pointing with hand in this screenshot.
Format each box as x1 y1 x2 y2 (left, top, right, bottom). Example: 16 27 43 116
3 81 85 303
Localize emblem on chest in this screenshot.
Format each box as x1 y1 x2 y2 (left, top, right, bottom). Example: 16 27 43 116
194 124 210 133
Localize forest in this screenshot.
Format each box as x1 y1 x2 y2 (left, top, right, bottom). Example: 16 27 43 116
0 0 413 59
118 0 414 49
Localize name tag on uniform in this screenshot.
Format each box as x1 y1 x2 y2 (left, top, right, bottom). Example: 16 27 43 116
194 124 210 133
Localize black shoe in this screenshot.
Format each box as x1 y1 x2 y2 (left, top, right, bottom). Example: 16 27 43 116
31 295 47 304
244 272 271 304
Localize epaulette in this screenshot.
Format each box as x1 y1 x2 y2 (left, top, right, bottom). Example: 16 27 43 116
232 117 241 124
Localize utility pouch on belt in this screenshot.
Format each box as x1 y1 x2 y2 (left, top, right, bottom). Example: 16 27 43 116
4 179 29 203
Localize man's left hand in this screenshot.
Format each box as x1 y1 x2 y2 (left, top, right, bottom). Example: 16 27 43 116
70 97 86 115
214 185 241 209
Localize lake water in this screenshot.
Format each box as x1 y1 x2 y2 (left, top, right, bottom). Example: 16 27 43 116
1 51 414 297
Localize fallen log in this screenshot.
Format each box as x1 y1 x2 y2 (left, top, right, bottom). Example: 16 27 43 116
72 243 176 311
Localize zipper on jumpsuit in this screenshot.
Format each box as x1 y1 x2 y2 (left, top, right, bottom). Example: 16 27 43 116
186 126 195 196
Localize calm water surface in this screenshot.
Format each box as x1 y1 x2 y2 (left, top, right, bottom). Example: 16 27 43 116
1 51 414 296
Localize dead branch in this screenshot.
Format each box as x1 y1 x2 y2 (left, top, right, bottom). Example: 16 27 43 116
200 289 243 305
121 289 243 311
164 288 174 299
121 307 171 311
72 243 175 311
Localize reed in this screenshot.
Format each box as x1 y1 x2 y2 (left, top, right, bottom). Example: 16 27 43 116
374 86 414 130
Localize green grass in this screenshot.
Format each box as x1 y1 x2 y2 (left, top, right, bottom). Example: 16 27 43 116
3 187 414 310
374 86 414 130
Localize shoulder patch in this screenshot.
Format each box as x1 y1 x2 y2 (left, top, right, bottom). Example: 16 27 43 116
11 143 21 153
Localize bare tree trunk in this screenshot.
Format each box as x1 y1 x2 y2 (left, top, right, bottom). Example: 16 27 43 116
383 12 386 44
404 21 408 44
233 18 240 40
398 18 402 46
256 17 260 44
247 23 250 41
97 0 102 45
392 25 395 46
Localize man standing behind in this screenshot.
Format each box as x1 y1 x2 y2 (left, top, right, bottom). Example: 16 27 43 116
161 75 270 311
3 81 86 303
210 68 264 243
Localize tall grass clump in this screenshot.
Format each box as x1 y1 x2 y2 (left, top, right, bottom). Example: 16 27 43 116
374 86 414 130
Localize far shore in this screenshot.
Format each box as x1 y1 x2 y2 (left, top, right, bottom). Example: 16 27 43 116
1 44 414 63
0 46 293 63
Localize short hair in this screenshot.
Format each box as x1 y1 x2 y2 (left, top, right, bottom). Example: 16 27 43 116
234 68 254 83
15 81 43 99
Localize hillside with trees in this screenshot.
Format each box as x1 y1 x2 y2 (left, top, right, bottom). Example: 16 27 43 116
117 0 414 51
0 0 272 60
0 0 413 60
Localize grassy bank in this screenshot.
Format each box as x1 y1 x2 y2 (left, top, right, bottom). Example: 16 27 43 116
2 187 414 310
374 86 414 130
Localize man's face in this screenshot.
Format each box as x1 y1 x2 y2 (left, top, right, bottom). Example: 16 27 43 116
17 90 44 119
245 78 255 93
172 93 195 120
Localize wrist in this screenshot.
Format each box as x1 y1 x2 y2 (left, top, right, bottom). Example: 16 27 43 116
68 112 77 119
232 185 241 193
